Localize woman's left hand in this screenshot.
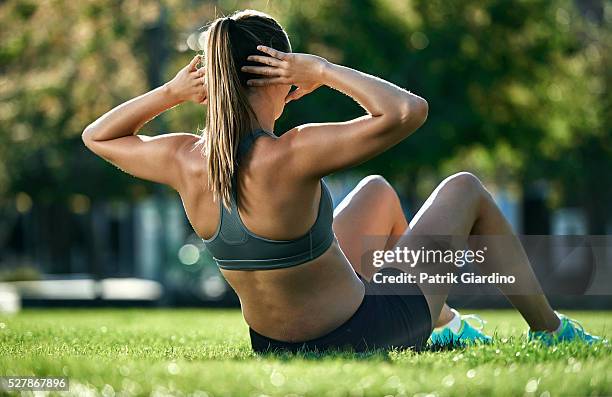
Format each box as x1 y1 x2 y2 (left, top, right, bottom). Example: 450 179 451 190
165 55 208 105
242 45 328 103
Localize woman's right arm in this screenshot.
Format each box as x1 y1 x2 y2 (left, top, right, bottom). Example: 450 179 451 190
244 45 428 179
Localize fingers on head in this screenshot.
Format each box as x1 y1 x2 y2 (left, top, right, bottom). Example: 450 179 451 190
247 55 281 67
242 66 278 76
189 54 201 68
257 45 286 60
248 77 287 86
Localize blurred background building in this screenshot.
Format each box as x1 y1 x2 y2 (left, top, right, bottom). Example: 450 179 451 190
0 0 610 308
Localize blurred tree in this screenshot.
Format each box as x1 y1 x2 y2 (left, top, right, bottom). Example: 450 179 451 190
1 1 149 202
0 0 609 232
546 3 612 233
277 0 609 231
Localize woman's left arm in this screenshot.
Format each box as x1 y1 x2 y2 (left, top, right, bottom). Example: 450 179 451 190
82 55 207 190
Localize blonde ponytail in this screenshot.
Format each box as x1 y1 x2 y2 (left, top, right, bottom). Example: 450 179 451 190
200 10 291 211
204 17 256 210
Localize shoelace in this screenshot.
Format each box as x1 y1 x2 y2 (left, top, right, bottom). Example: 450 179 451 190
560 315 586 336
461 314 486 331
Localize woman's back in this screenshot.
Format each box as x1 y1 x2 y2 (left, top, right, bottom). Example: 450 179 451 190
178 128 365 342
203 129 335 271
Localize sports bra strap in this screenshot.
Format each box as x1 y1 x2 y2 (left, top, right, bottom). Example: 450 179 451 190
231 128 274 207
202 126 335 271
237 129 270 158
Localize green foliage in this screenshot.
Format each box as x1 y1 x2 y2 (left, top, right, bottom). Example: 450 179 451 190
1 309 611 395
0 0 609 226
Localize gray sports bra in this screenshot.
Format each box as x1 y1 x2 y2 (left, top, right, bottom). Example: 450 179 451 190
202 129 335 270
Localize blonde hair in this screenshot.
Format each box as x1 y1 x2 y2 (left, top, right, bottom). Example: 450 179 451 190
199 10 291 211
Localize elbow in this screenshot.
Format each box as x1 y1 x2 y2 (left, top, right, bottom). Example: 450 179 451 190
398 96 428 128
81 125 97 149
416 97 429 126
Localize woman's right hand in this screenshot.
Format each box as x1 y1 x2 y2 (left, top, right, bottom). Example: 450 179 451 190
165 55 208 105
242 45 329 103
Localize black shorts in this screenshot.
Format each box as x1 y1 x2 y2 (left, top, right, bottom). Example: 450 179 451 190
249 268 433 353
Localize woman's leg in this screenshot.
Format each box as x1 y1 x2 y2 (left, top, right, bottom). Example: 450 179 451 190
333 175 455 327
398 172 560 332
333 175 406 279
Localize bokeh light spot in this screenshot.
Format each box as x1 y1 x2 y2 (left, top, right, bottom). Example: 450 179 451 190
178 244 200 265
410 32 429 50
15 192 33 213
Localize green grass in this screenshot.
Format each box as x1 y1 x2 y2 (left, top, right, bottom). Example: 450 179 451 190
1 309 610 396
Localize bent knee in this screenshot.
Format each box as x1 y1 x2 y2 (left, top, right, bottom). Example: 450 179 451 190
356 175 399 205
360 174 391 188
440 172 487 199
445 171 483 188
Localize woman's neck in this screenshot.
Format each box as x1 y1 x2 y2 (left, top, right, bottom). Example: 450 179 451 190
247 91 277 135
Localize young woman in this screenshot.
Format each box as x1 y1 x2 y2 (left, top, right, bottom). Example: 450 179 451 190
83 9 602 353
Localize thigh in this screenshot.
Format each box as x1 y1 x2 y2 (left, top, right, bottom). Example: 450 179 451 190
333 175 408 278
392 172 484 323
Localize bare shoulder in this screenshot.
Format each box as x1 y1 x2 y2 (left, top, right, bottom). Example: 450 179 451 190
266 125 324 180
173 133 208 188
256 127 307 179
175 132 205 161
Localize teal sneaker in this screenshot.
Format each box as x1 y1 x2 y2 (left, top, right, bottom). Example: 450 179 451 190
528 312 607 345
429 314 493 346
